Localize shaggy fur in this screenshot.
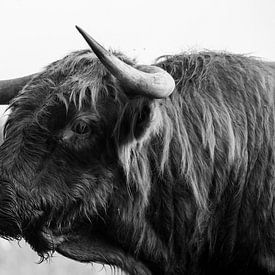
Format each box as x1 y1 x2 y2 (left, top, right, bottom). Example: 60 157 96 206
0 49 275 275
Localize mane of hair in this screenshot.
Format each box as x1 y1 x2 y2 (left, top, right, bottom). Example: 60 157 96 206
114 51 275 257
155 52 275 205
118 51 275 208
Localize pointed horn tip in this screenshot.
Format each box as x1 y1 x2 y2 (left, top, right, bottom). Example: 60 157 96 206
75 26 93 44
75 26 112 61
75 25 86 36
75 26 96 47
75 25 82 32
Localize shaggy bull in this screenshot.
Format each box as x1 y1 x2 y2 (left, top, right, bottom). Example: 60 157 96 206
0 27 275 275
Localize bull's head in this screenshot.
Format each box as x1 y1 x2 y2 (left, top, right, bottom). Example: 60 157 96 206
0 27 175 274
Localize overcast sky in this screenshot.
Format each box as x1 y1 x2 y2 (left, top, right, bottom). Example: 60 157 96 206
0 0 274 79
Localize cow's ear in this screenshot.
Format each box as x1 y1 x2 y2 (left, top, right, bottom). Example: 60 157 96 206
116 98 160 144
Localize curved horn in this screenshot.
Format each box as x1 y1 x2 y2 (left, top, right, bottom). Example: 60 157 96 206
75 26 175 98
0 74 35 104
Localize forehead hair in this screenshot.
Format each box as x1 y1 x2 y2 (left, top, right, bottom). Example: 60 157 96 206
15 50 136 113
52 50 137 109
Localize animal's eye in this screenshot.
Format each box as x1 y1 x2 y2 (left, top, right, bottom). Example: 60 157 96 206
71 120 91 135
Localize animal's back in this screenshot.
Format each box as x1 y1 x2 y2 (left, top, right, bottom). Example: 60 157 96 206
154 52 275 274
